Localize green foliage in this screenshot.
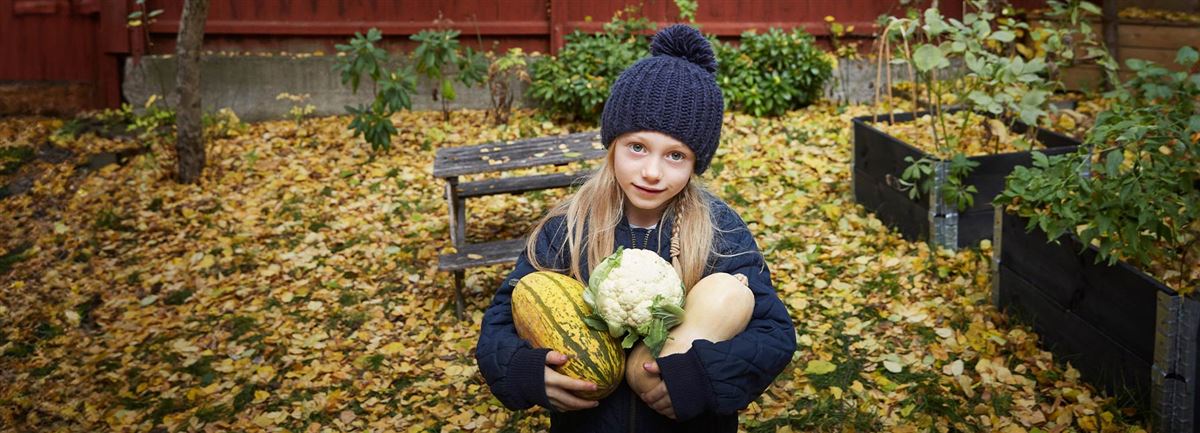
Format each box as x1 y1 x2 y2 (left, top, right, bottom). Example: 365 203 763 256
334 28 389 95
673 0 698 23
203 108 247 139
879 0 1114 212
0 145 34 175
527 7 654 123
996 47 1200 294
899 154 980 211
1036 0 1120 88
717 28 834 117
334 28 417 151
125 0 163 28
411 29 489 121
131 96 177 144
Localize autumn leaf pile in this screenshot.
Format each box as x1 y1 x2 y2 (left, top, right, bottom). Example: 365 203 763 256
0 105 1148 432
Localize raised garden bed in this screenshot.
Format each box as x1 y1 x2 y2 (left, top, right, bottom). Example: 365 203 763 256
851 111 1082 249
993 210 1198 432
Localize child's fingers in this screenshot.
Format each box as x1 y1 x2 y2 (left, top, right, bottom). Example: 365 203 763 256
642 361 661 374
735 273 748 286
544 350 568 366
545 367 598 393
547 386 599 411
640 381 669 405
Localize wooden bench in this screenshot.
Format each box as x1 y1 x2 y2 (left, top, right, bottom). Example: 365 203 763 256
432 131 606 320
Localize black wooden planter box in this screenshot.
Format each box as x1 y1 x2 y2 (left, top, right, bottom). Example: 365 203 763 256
993 210 1199 432
852 111 1081 249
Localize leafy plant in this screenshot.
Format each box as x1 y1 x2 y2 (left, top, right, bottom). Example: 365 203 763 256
1031 0 1120 89
527 6 654 123
996 47 1200 294
673 0 698 23
487 48 532 125
717 27 833 117
276 93 316 132
202 108 247 139
900 153 980 211
127 95 176 145
334 28 417 151
125 0 163 29
878 0 1114 212
411 29 488 121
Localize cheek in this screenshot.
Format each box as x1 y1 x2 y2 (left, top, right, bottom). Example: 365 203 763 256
667 165 693 185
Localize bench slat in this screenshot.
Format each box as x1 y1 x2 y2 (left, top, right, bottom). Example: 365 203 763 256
458 171 590 198
433 131 604 178
438 238 528 272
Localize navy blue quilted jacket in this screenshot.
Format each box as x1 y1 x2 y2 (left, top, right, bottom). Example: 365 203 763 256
475 196 796 433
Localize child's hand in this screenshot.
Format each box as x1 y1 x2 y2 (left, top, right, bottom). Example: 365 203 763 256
734 273 748 286
638 361 677 419
544 351 600 412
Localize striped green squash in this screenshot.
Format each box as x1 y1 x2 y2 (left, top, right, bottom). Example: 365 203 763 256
511 271 625 400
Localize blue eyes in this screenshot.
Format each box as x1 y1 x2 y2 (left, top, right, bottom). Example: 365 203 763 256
628 142 686 161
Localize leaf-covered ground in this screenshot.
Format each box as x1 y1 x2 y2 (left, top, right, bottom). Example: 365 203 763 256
0 106 1148 432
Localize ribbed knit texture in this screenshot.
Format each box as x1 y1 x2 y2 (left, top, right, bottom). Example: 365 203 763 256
601 24 724 175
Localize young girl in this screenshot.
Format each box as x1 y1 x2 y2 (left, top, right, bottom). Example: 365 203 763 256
475 25 795 432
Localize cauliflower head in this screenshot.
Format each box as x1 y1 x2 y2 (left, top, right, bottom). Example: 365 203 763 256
583 247 685 356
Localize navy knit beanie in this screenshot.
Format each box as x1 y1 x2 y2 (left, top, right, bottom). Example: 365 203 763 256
601 24 724 175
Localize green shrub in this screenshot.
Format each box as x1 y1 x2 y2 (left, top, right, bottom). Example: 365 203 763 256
334 28 417 151
718 28 833 117
411 29 488 121
996 47 1200 294
527 8 653 123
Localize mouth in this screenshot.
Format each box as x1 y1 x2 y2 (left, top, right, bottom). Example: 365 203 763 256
633 184 665 195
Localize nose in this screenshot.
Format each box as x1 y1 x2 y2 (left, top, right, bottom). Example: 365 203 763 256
641 158 662 181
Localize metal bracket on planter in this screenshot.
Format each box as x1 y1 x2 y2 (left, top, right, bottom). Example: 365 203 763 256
990 206 1004 306
928 160 958 250
1153 291 1199 433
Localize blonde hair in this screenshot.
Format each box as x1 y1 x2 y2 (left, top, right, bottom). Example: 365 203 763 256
525 145 715 291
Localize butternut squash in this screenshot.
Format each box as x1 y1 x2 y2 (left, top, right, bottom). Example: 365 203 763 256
626 272 755 395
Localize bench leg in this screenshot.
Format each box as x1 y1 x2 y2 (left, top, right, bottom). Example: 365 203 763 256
454 270 465 321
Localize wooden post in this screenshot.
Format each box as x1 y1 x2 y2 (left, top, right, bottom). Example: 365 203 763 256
446 177 467 320
549 0 565 56
1103 0 1118 63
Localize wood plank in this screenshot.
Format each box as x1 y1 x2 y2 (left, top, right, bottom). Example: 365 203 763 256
1119 24 1200 50
458 171 589 198
434 140 600 176
1121 47 1187 69
148 19 549 36
433 131 604 178
438 238 527 272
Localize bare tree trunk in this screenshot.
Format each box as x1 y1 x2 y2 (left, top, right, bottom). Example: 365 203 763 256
174 0 209 184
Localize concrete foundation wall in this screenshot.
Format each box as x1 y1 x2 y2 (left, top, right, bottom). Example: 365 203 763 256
123 55 944 121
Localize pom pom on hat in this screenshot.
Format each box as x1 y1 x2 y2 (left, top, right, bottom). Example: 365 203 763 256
650 24 717 74
601 24 725 175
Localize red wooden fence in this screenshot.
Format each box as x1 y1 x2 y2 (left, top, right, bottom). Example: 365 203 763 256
1 0 1056 112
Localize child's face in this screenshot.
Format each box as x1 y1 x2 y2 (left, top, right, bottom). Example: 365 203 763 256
612 131 695 225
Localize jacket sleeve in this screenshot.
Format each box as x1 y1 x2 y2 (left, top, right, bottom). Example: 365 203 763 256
474 218 566 411
656 203 796 421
